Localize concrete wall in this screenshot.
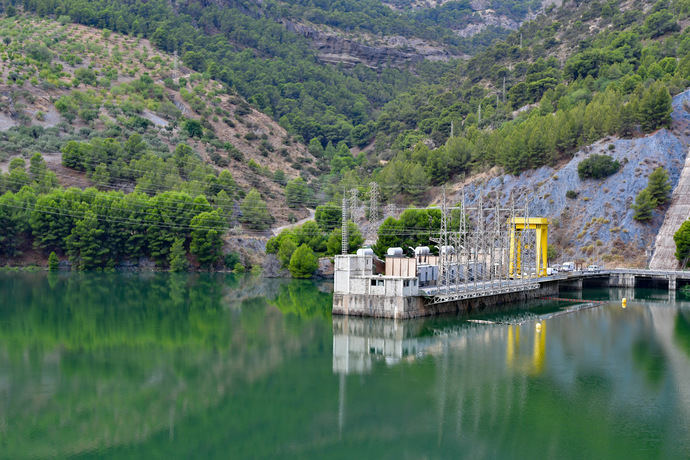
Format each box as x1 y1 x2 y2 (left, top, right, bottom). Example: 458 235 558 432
385 257 416 277
334 255 374 294
333 281 559 319
333 292 426 319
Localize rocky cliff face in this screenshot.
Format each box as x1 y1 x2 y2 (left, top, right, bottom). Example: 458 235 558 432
454 9 521 38
281 0 544 68
436 89 690 268
282 20 460 68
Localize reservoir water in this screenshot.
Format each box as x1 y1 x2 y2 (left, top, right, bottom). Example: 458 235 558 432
1 272 690 459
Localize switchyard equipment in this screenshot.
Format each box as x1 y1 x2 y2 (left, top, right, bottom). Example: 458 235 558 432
334 190 556 318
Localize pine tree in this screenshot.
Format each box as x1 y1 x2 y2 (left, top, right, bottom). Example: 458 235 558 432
674 220 690 268
48 251 59 271
66 210 109 270
618 102 637 138
646 167 671 206
273 169 286 186
240 189 272 230
169 238 188 272
639 83 672 132
308 138 324 158
289 244 318 278
326 221 364 256
190 211 225 267
632 189 655 222
277 237 297 268
215 190 234 223
91 163 110 189
285 177 310 208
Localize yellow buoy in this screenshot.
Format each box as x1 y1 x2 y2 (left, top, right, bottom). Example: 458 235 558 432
535 322 542 332
622 298 627 309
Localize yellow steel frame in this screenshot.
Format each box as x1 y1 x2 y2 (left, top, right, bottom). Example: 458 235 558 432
509 217 548 278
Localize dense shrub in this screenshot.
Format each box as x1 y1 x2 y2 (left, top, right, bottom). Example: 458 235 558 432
577 154 621 180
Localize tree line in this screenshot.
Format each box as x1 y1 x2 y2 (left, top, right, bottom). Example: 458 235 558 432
0 153 229 270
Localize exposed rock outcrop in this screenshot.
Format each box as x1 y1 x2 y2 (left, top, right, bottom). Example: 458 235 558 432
282 20 461 68
435 89 690 268
649 92 690 269
455 10 520 38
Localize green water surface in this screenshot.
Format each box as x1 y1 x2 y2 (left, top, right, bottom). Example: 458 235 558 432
1 272 690 459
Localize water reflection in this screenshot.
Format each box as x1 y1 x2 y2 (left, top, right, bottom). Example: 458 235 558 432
0 272 333 459
331 296 690 458
4 273 690 459
332 314 550 377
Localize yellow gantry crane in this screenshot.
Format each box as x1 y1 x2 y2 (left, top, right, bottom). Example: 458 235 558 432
509 217 549 278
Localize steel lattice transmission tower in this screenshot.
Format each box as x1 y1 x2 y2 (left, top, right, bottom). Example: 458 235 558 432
369 182 380 221
341 195 349 255
430 187 450 295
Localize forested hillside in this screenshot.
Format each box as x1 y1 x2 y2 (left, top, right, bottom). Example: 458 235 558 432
1 0 690 272
17 0 539 149
18 0 688 204
0 15 325 270
373 0 690 200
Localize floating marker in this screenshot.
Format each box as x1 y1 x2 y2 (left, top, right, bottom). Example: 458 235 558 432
535 322 542 332
622 298 627 309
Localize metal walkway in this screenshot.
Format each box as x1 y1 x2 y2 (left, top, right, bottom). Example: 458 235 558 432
420 279 541 304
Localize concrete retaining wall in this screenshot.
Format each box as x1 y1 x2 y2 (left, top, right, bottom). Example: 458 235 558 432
333 281 559 319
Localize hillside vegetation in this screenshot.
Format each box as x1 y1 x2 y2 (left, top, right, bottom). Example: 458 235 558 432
373 0 690 200
0 15 325 270
17 0 540 149
2 0 690 271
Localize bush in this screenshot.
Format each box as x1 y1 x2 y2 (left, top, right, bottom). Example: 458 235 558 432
288 244 318 278
223 251 240 269
675 220 690 268
48 251 59 271
233 262 245 273
577 154 621 180
566 190 578 199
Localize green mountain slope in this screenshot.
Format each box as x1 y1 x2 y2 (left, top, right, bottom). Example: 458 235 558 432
17 0 538 148
370 0 690 199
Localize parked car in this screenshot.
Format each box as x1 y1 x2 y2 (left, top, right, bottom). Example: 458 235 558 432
586 264 600 272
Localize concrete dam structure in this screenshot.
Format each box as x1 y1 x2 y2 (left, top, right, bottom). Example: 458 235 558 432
332 253 690 319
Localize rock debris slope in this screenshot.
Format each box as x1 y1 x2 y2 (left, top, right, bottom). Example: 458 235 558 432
439 89 690 268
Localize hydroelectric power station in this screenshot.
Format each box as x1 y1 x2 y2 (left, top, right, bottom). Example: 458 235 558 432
333 195 559 318
333 194 690 319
